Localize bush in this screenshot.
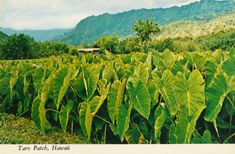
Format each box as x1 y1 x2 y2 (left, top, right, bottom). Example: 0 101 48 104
0 34 35 60
95 36 120 54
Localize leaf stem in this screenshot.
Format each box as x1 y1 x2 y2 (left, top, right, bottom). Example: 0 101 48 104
46 109 60 113
224 133 235 142
17 109 30 117
94 115 112 125
226 96 235 110
195 129 202 138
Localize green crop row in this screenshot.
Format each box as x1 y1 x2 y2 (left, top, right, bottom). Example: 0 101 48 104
0 50 234 143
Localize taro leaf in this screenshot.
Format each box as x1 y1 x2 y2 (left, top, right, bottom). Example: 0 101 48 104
102 62 114 82
192 130 212 143
171 61 190 77
174 70 206 143
59 100 74 132
144 52 152 71
79 102 93 141
128 62 150 85
33 67 44 93
109 124 118 136
127 80 151 120
159 70 177 116
23 74 29 95
31 96 48 134
222 56 235 93
92 81 111 115
222 56 235 76
75 65 100 101
0 72 11 95
125 124 148 144
31 96 41 130
190 52 207 71
205 61 218 85
107 80 126 123
147 77 160 108
53 66 71 109
10 70 19 97
138 122 150 141
117 103 133 142
79 103 87 138
154 104 167 139
169 124 176 144
85 103 92 141
217 117 235 129
160 49 175 70
204 73 229 122
89 96 101 114
31 72 54 133
17 101 23 116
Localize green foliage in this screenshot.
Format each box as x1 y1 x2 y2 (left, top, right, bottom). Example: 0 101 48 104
132 19 160 52
96 35 119 54
197 30 235 51
0 31 8 41
0 50 234 144
0 34 35 60
34 41 69 58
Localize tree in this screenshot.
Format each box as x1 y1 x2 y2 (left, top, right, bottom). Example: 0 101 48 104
119 37 141 53
0 34 35 59
132 19 160 52
96 36 119 54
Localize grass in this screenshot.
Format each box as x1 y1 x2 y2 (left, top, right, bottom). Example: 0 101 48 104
0 113 84 144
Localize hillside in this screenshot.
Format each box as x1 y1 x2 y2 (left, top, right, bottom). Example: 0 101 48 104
56 0 235 45
156 12 235 40
0 28 70 41
0 31 8 41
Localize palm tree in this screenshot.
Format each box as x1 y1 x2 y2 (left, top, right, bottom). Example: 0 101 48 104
132 19 160 52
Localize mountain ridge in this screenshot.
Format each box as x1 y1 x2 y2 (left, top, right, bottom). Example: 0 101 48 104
0 31 8 41
56 0 235 45
0 28 70 41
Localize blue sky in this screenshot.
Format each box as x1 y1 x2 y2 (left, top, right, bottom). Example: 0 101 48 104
0 0 199 30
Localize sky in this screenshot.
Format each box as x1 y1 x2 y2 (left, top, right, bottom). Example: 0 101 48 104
0 0 199 30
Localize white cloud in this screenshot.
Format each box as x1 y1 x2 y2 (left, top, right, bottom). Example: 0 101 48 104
0 0 199 29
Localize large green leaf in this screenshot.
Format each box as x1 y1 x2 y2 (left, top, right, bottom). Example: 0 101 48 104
117 103 133 142
128 62 150 85
85 103 92 141
10 70 19 97
147 78 159 108
59 100 74 132
79 100 94 141
31 72 54 133
127 80 151 119
159 70 177 116
33 67 45 93
192 130 212 143
107 80 126 123
154 104 167 140
102 62 114 82
174 70 206 143
125 123 148 144
75 65 100 101
222 56 235 76
53 66 72 109
204 73 229 122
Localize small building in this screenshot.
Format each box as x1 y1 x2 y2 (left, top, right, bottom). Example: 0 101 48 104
78 48 100 54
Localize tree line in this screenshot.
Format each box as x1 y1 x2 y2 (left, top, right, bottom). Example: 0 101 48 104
0 19 234 60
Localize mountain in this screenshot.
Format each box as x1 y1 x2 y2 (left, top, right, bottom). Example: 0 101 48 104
56 0 235 45
0 31 8 41
0 28 70 41
156 12 235 40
